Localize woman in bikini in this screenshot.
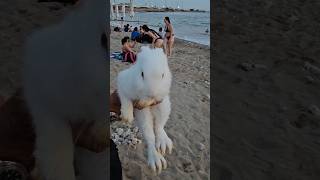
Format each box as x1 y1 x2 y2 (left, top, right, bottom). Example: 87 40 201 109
140 25 164 48
164 16 175 56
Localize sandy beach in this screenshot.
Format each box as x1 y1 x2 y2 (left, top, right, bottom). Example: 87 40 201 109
0 0 73 98
213 0 320 179
110 31 210 179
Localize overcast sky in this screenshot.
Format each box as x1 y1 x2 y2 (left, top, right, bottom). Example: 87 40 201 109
113 0 210 11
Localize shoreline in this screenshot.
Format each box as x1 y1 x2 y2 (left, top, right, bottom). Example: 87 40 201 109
113 6 208 13
110 25 210 48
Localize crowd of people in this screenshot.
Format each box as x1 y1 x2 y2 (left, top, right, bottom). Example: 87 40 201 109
114 16 175 63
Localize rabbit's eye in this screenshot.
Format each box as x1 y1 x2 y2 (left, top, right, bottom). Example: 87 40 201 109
162 73 164 79
141 72 144 79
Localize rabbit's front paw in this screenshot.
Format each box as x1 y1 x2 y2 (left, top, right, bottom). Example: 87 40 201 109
120 108 134 124
148 148 167 175
156 130 173 155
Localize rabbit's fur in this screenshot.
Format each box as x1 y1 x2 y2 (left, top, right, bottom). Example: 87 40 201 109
117 46 173 174
23 0 107 179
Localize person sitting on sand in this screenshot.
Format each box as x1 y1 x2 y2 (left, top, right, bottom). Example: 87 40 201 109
114 26 121 32
131 27 140 41
121 36 136 63
140 24 163 48
124 24 130 32
164 16 175 56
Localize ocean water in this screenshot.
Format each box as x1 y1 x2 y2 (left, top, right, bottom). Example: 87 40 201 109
111 11 210 46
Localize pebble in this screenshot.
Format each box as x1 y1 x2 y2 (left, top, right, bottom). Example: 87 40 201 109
304 62 320 75
198 142 206 151
238 62 254 71
111 120 142 147
182 161 194 173
110 112 119 122
238 62 268 71
305 76 315 84
308 105 320 117
133 127 139 133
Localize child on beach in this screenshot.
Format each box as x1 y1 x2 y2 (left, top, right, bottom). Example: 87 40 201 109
121 36 136 63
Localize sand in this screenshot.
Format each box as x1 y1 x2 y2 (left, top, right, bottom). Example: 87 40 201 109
110 31 210 179
0 0 74 98
213 0 320 179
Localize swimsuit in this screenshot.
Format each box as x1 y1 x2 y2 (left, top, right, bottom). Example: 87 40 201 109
150 29 162 42
122 51 136 63
165 26 174 40
140 29 162 44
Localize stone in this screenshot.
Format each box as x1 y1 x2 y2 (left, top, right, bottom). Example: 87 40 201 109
198 142 205 151
238 62 254 71
304 62 320 75
308 105 320 117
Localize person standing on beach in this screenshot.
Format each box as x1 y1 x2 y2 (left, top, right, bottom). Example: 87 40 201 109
164 16 175 56
120 17 124 31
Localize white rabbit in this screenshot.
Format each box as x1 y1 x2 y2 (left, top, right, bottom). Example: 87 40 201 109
117 46 173 174
23 0 107 179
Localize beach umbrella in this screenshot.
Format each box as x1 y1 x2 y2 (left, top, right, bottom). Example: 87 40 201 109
122 4 126 19
115 4 119 19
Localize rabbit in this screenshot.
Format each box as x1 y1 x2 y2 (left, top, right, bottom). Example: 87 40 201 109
117 46 173 174
23 0 107 179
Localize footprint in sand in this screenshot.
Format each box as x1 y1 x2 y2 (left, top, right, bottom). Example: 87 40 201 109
178 158 195 173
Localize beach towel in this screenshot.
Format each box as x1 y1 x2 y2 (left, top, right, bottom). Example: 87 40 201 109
110 52 123 61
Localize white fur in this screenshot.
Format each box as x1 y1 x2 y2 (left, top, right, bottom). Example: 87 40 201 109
117 47 173 174
23 0 107 179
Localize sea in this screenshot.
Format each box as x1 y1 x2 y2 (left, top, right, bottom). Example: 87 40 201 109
110 11 210 46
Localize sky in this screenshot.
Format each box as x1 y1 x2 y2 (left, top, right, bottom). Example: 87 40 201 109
113 0 210 11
